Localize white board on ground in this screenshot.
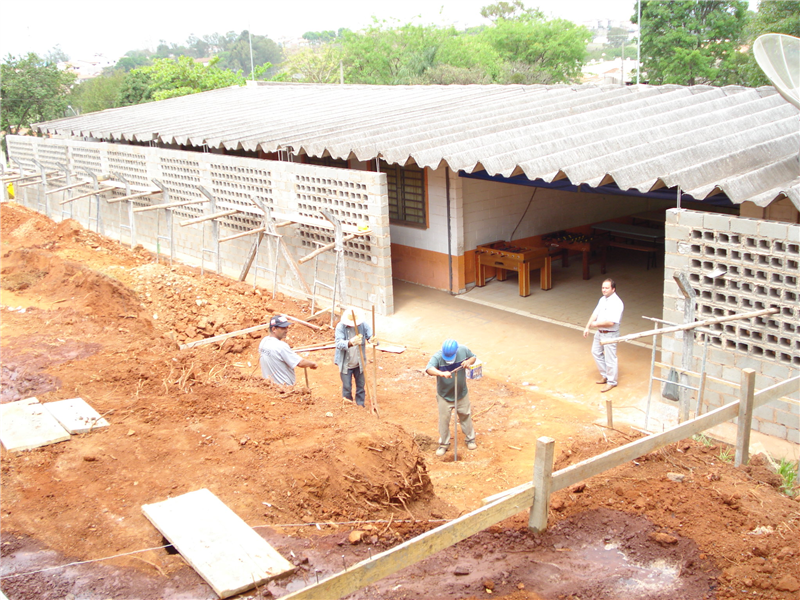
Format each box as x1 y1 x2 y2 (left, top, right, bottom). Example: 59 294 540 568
43 397 109 434
0 397 71 452
141 488 294 599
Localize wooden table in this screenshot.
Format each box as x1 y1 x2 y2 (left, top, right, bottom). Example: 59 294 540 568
475 241 552 297
592 222 664 270
542 233 608 280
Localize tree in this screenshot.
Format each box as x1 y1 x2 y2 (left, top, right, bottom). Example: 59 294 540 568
480 1 544 22
216 31 283 77
117 56 247 106
633 1 748 85
480 16 592 83
70 70 127 114
280 44 344 83
1 52 76 135
738 0 800 86
339 21 453 84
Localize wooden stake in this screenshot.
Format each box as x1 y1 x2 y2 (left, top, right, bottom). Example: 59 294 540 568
304 367 310 390
605 399 613 429
371 305 378 413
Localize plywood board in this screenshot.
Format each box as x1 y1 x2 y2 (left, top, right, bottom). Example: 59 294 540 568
142 488 294 598
0 398 71 451
43 397 109 434
378 344 405 354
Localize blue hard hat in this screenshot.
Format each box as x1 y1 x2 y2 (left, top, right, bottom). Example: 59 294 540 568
442 339 458 362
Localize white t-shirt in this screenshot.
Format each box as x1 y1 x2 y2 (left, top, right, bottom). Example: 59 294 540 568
593 292 624 331
259 336 302 385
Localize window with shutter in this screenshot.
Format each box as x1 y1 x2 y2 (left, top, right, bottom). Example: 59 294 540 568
382 161 426 227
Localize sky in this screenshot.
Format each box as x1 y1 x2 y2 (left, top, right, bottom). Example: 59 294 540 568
0 0 643 61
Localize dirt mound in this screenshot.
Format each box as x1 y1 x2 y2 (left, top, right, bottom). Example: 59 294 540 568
1 248 151 323
2 202 799 600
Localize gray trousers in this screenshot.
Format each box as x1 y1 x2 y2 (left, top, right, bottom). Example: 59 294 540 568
592 331 619 386
437 392 476 447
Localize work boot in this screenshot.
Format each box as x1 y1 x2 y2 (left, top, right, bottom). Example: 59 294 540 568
435 445 448 457
596 378 607 384
600 383 617 393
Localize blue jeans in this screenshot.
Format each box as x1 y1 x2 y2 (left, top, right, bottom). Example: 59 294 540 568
340 367 365 406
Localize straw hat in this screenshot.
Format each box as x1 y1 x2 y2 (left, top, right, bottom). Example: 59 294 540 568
340 307 364 327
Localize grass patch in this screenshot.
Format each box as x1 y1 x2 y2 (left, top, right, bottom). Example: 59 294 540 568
776 458 798 497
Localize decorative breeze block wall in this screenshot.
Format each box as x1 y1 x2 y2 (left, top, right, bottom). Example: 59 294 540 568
663 209 799 443
7 135 393 315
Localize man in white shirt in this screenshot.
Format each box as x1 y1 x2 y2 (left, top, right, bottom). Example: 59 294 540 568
259 315 317 386
583 278 624 392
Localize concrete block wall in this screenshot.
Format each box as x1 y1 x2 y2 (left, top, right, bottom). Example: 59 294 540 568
7 135 394 315
662 208 800 443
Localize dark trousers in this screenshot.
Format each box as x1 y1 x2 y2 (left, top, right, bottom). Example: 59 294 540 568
340 367 365 406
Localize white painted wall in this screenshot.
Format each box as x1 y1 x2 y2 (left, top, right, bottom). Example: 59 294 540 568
389 167 463 255
461 175 673 250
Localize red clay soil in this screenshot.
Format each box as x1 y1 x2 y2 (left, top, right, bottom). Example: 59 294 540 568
1 202 798 600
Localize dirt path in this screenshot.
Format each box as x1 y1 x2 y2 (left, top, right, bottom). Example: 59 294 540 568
1 202 798 600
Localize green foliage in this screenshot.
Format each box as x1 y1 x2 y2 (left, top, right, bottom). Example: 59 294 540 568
216 31 282 77
339 21 453 85
692 433 714 447
481 17 591 83
480 1 544 22
739 0 800 86
303 4 590 86
776 458 797 497
718 446 733 463
115 52 152 72
281 45 344 83
1 52 76 134
302 29 346 45
117 56 246 106
633 0 748 85
70 70 127 114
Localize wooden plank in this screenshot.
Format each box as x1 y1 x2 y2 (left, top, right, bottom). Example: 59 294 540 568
181 323 270 350
142 489 294 599
0 398 71 452
271 210 362 234
284 315 321 330
754 375 800 404
220 226 266 243
735 369 756 467
45 180 92 195
43 397 109 434
552 401 746 492
280 484 535 600
377 344 406 354
180 209 240 227
105 189 161 204
133 198 208 213
528 437 555 532
58 186 116 204
298 231 369 264
602 308 779 345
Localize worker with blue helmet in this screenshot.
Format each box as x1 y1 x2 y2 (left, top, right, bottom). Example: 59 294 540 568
425 339 478 457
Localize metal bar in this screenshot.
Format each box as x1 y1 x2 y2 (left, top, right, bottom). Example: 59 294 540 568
603 308 779 345
644 324 659 430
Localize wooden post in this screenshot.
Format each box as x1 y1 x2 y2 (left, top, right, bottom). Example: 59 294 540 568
528 436 555 533
735 368 756 467
371 306 378 411
605 399 613 429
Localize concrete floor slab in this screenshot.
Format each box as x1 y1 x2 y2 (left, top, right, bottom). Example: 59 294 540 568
142 488 294 599
0 397 71 452
43 397 109 434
